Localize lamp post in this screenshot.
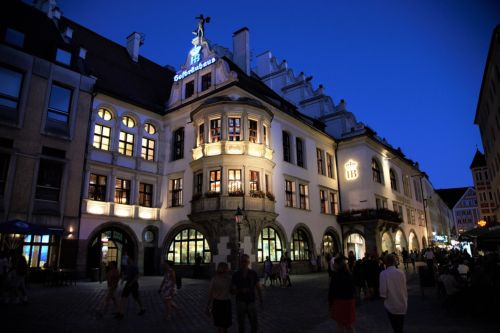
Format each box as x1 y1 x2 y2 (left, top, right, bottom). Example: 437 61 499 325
234 205 243 266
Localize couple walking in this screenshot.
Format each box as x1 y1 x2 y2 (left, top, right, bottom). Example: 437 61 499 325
207 254 263 333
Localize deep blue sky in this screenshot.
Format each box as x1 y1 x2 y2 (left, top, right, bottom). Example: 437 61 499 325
59 0 500 189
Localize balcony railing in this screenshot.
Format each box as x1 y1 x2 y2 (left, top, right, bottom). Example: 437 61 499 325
191 195 275 214
192 141 273 161
337 208 402 223
83 199 160 221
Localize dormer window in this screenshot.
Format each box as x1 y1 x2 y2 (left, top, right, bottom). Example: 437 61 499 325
5 28 24 48
185 81 194 99
201 73 211 91
55 49 71 65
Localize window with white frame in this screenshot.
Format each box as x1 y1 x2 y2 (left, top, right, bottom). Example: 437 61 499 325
209 169 221 193
228 117 241 141
249 119 257 143
299 183 309 210
228 169 242 194
210 118 221 143
285 180 295 207
170 178 183 207
317 148 325 175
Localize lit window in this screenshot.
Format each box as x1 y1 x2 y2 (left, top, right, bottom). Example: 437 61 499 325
139 183 153 207
317 148 325 175
144 123 156 134
299 184 309 210
320 190 327 213
209 170 221 193
47 84 72 124
5 28 24 48
228 169 242 194
166 228 211 264
285 180 295 207
22 234 55 268
329 192 339 215
291 229 310 261
228 118 241 141
97 108 112 120
88 174 107 201
170 178 183 207
114 178 131 204
249 120 257 143
210 119 221 143
122 116 135 128
141 137 155 160
250 171 260 192
55 49 71 65
119 131 134 156
93 124 111 151
257 227 283 262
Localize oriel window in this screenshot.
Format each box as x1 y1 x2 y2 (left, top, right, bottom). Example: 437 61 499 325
228 118 241 141
250 171 260 192
198 123 204 145
139 183 153 207
210 119 221 143
249 120 257 143
114 178 131 204
228 169 242 193
209 170 221 193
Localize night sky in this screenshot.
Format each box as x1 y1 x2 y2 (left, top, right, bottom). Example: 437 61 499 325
58 0 500 189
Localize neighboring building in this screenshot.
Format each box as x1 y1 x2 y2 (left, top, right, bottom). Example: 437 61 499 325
470 149 497 223
436 187 480 234
0 1 95 268
422 176 454 245
474 25 500 221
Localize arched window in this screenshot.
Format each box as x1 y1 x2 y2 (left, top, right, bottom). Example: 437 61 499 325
372 158 382 183
97 108 113 120
291 229 310 261
257 227 283 262
172 127 184 160
345 233 365 260
390 169 398 191
166 228 211 264
322 232 338 255
144 123 156 135
122 116 135 128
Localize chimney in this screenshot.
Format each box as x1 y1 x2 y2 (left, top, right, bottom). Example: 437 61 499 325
126 32 144 62
232 27 250 75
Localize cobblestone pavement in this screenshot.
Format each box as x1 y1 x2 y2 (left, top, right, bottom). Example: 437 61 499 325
2 267 498 333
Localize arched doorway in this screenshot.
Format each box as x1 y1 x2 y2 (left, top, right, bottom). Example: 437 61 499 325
257 226 283 262
394 230 407 252
87 226 136 277
408 232 419 251
290 228 311 261
381 232 393 253
322 231 339 256
345 233 365 260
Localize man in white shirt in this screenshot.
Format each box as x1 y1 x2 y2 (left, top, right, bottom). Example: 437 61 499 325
424 248 434 272
380 254 407 333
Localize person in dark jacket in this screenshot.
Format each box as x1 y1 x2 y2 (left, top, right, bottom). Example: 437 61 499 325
352 259 365 303
328 256 356 333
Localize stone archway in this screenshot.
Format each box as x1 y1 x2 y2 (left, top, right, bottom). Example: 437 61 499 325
381 231 394 253
344 231 366 260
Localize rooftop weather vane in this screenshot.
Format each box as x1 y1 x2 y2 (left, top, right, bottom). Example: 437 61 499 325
193 14 210 39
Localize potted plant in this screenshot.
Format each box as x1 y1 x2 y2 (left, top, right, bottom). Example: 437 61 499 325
250 190 265 198
265 191 275 201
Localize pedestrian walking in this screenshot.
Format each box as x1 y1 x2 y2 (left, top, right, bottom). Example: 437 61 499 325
96 261 120 318
424 248 435 272
352 259 365 303
158 260 179 320
207 262 232 333
284 251 292 287
115 257 145 319
379 254 407 333
328 256 356 333
401 248 409 271
262 256 273 287
231 254 263 333
410 251 416 272
279 255 289 288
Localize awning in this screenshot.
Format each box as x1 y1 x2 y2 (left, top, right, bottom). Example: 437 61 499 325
0 219 65 236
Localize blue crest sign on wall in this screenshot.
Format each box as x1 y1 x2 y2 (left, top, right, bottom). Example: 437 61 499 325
173 14 217 82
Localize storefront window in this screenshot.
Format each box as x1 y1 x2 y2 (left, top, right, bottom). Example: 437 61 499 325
22 234 55 268
166 228 211 264
257 227 283 262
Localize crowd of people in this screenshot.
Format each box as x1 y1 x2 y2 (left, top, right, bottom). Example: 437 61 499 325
0 250 28 304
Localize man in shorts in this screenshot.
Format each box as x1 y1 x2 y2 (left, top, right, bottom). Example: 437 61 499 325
115 257 145 319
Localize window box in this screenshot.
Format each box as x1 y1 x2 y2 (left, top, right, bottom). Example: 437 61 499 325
250 190 265 198
205 191 221 198
228 190 244 197
266 191 275 202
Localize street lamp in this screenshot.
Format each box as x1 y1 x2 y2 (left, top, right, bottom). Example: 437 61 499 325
234 205 243 265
